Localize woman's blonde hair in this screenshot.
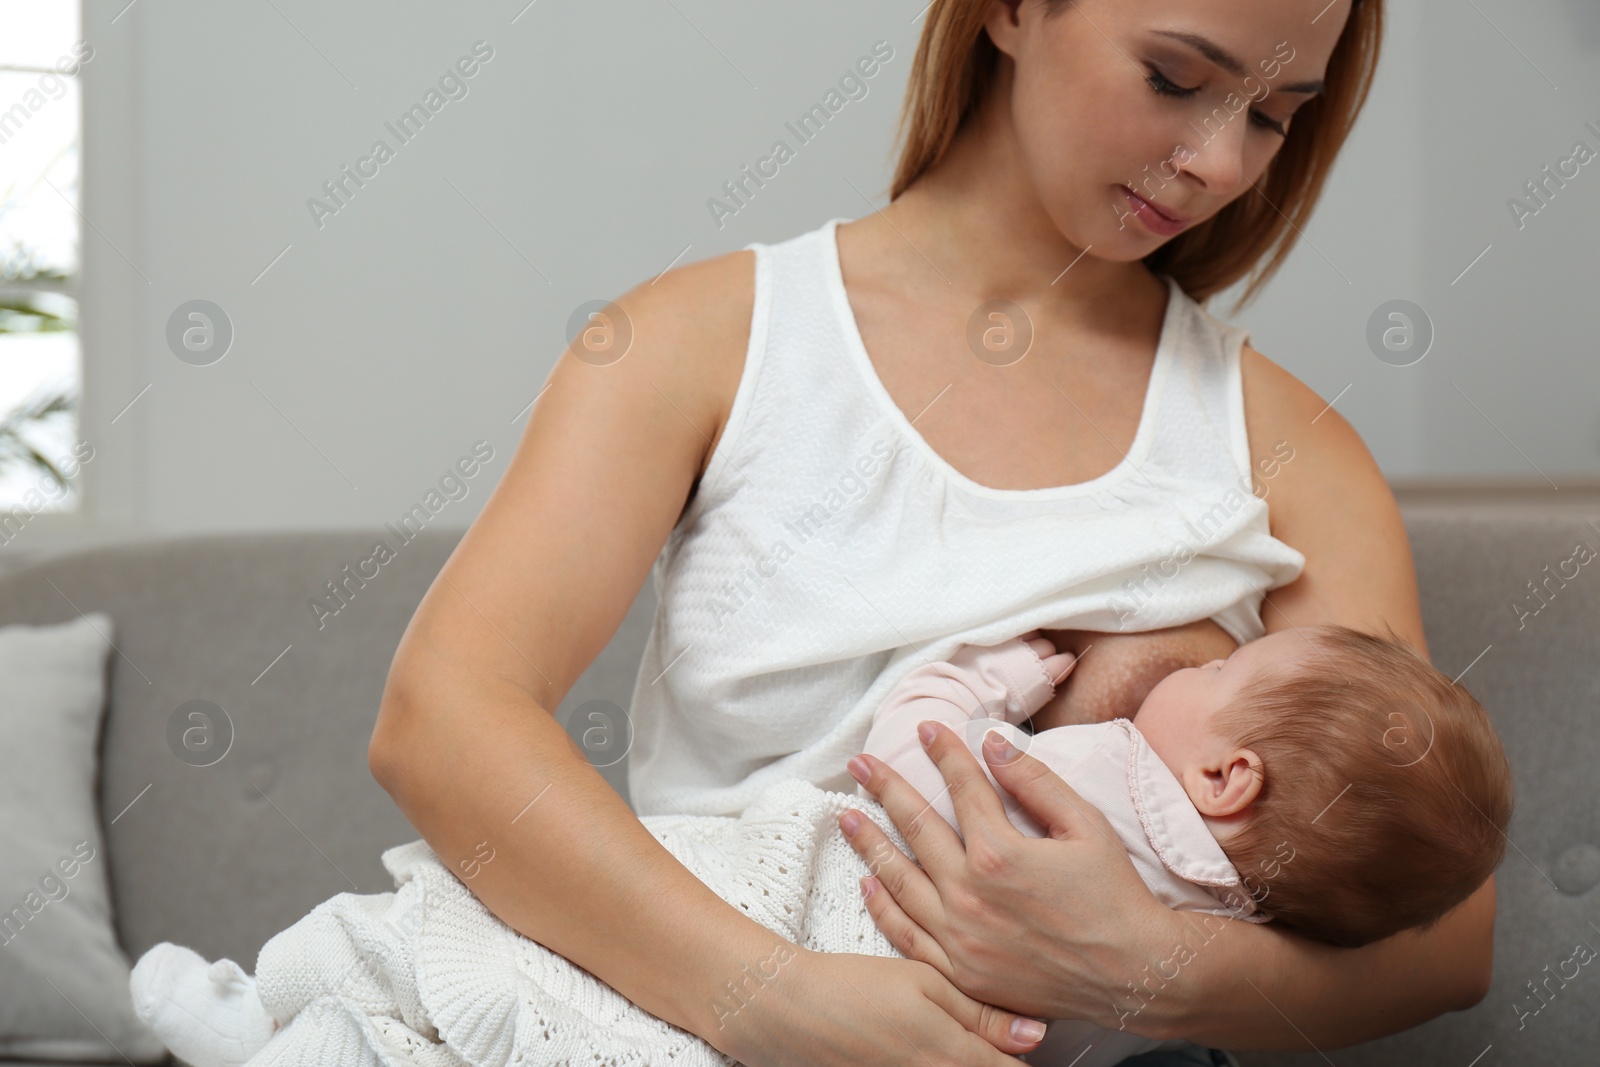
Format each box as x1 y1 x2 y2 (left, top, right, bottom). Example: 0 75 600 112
887 0 1384 311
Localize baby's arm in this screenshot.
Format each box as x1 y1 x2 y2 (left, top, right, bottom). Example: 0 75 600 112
859 634 1074 836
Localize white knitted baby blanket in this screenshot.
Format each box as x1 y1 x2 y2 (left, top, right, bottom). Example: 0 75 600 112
241 778 906 1067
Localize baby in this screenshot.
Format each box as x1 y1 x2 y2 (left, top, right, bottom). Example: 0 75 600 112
862 622 1514 947
859 623 1513 1064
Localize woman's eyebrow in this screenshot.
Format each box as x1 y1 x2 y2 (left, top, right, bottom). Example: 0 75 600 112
1150 29 1326 95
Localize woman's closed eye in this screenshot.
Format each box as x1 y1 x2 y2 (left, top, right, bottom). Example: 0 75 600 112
1144 67 1289 137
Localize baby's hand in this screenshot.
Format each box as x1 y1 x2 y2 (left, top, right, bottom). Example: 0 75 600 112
1020 631 1078 687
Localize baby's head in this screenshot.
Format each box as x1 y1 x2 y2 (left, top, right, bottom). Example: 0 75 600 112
1132 624 1513 947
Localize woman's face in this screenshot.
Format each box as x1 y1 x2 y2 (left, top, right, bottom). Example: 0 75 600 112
984 0 1352 257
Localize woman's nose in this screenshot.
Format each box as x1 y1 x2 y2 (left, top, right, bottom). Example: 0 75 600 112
1174 120 1249 194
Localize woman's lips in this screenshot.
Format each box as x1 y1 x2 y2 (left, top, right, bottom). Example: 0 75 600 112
1121 186 1190 235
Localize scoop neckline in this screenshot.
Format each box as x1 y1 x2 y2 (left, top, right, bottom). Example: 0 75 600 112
821 216 1181 501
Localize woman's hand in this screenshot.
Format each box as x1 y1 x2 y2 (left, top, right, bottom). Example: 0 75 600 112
714 948 1048 1066
837 724 1192 1032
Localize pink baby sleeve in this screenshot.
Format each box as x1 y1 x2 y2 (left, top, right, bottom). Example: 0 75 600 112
857 636 1059 834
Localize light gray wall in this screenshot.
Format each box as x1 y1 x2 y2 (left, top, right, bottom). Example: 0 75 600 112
1221 0 1600 488
32 0 1600 567
1413 0 1600 481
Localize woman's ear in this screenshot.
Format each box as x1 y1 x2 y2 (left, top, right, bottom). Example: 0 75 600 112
1187 748 1264 817
984 0 1028 60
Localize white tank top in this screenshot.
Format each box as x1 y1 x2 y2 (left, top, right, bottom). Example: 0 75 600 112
627 217 1305 818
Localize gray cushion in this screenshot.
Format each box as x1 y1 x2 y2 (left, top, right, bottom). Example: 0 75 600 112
0 614 166 1063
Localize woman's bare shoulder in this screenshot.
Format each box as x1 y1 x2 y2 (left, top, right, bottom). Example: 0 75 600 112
613 247 755 479
1238 343 1425 649
1238 342 1387 507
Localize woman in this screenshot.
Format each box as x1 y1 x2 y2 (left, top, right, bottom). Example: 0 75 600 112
368 1 1494 1065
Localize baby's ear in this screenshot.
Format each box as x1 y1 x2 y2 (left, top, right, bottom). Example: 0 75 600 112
1189 748 1264 817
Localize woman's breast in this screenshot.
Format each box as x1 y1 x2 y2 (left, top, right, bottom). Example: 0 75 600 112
1032 618 1242 728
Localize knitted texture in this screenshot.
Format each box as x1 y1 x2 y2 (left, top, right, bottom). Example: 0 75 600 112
244 778 907 1067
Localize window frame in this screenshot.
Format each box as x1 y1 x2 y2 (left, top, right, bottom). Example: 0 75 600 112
0 4 145 564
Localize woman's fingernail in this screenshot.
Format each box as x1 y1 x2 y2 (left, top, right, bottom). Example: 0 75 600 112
985 730 1018 758
847 755 872 785
918 721 938 746
840 810 861 838
1011 1018 1047 1043
860 875 877 900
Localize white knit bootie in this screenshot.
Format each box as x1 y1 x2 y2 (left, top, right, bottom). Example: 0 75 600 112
129 942 279 1067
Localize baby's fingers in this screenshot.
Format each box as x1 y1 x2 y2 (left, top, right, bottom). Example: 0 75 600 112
1041 651 1077 685
1023 634 1056 658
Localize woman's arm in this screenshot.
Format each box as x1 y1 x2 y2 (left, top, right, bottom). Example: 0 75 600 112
367 255 778 1043
368 253 1044 1066
1134 878 1497 1048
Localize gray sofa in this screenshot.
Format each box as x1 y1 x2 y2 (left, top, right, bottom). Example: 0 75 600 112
1 507 1595 1065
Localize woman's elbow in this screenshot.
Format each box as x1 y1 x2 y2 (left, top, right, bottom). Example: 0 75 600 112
367 718 402 792
368 675 429 794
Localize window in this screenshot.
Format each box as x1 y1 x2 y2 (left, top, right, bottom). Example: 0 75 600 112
0 4 85 511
